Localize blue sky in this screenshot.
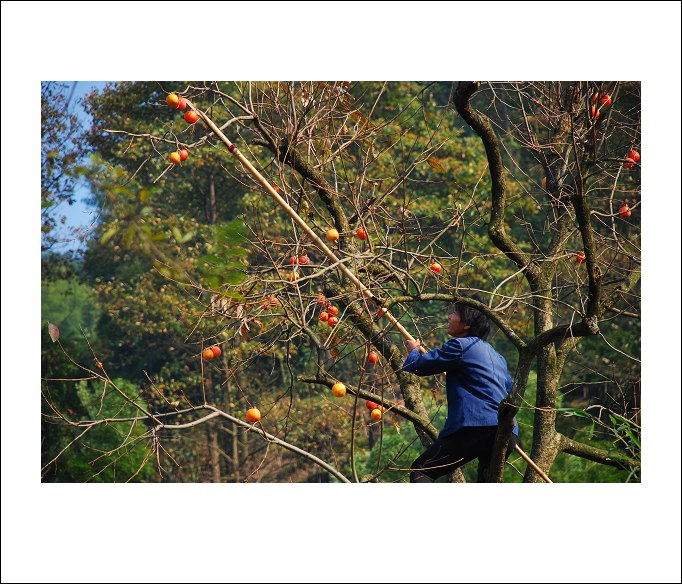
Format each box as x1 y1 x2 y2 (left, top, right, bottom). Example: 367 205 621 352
47 81 108 253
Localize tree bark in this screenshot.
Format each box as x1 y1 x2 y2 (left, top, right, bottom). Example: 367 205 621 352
220 355 241 482
207 420 221 483
558 434 639 472
488 352 534 482
203 374 222 482
206 172 217 225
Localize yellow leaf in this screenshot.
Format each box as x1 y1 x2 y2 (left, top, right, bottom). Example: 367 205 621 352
426 156 446 172
100 227 118 245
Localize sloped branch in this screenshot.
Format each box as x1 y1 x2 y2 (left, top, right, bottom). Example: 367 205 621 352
453 82 541 289
558 434 639 472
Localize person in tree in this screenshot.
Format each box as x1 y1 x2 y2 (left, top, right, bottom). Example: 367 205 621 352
403 297 518 482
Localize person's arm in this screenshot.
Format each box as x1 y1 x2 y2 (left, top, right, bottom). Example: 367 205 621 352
402 339 463 376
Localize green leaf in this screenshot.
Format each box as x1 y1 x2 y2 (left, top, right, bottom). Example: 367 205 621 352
225 247 249 257
203 275 221 289
123 225 136 246
180 231 195 243
221 291 246 301
172 227 183 242
110 185 129 196
223 271 246 284
556 407 591 419
100 227 118 244
624 427 640 449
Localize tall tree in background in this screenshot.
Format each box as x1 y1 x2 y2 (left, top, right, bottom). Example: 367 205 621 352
41 82 85 251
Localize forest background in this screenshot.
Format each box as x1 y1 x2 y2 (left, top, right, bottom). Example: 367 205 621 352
3 2 681 583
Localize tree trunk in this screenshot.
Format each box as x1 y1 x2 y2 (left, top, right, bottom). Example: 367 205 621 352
207 420 222 483
231 423 241 482
489 352 535 482
525 288 561 482
206 173 217 225
219 350 241 482
525 346 562 482
203 374 222 483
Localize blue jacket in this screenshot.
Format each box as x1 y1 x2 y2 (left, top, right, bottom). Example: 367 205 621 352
402 336 518 438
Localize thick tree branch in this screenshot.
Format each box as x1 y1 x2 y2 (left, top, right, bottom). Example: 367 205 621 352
600 266 641 313
488 352 535 481
526 265 641 354
453 82 540 288
568 103 603 325
387 293 526 350
526 321 600 354
558 433 639 472
257 137 352 249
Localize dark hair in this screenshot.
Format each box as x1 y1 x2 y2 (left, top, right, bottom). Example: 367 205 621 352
450 295 492 340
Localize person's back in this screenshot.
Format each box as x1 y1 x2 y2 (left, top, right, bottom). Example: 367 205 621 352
403 297 518 482
437 336 517 438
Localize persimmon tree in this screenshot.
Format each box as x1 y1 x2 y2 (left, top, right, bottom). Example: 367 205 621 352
42 81 640 482
453 82 640 481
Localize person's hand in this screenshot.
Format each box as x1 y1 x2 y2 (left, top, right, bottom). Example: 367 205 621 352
405 338 421 352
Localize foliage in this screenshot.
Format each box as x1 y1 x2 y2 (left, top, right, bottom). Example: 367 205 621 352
41 82 87 250
41 275 154 482
43 378 156 482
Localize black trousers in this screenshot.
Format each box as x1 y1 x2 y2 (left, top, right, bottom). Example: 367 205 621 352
410 426 517 483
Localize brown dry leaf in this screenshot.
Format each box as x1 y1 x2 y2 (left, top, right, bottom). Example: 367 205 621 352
210 294 232 314
48 322 60 343
351 110 368 124
426 156 446 172
330 348 340 358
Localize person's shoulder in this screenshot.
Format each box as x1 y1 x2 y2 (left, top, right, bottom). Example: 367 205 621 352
439 337 467 356
456 336 482 348
444 336 479 353
481 340 508 363
459 336 494 358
